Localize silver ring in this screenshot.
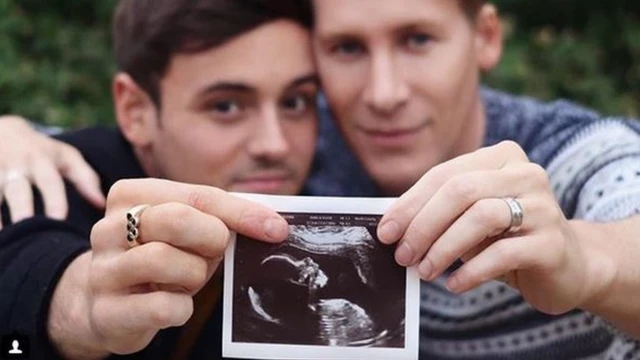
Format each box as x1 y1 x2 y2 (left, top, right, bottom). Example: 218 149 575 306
126 204 150 247
3 169 27 185
501 197 523 234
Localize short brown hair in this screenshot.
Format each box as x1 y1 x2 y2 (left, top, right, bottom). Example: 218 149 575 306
459 0 486 19
113 0 313 106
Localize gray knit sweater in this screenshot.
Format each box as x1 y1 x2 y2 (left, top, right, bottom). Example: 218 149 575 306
307 88 640 359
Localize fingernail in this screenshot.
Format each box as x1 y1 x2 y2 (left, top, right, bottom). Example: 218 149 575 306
446 276 462 293
378 220 400 244
395 242 415 266
418 260 432 280
264 217 288 241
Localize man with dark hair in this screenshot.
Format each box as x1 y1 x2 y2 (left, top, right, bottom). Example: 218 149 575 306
0 0 318 358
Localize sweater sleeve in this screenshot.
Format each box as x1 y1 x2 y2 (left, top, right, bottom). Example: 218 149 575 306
0 177 101 359
0 218 90 359
545 120 640 218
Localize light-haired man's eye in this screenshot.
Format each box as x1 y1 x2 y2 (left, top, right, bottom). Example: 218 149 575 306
405 33 432 50
332 41 365 58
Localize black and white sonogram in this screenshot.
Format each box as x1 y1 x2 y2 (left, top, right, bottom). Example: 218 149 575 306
222 195 419 360
234 213 406 347
223 197 419 359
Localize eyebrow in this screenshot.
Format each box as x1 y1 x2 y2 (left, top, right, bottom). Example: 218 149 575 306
196 73 318 98
317 18 441 42
198 82 255 96
288 73 319 89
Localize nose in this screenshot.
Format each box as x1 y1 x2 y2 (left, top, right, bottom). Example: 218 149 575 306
247 106 290 161
363 52 409 116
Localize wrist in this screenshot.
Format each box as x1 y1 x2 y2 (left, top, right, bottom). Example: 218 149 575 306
47 252 109 360
570 221 619 312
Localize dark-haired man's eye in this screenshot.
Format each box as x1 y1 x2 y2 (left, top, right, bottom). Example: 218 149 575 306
207 99 245 122
282 94 313 114
212 100 240 114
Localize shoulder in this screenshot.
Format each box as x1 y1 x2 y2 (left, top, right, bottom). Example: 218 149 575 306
55 126 122 154
54 126 146 191
482 87 603 166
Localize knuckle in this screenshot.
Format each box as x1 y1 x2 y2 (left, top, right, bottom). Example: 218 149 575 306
493 240 520 266
211 218 231 253
90 219 113 251
525 163 551 189
446 175 477 203
150 294 192 328
469 200 502 228
169 202 197 221
430 248 454 270
148 302 173 328
106 179 135 209
61 143 83 160
160 202 195 230
498 140 527 160
532 196 562 226
145 241 174 260
184 258 208 290
405 223 432 252
187 187 219 212
175 297 195 326
428 162 449 184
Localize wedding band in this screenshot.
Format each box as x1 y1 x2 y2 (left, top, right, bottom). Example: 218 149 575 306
5 169 26 182
0 170 27 192
501 197 524 234
2 169 27 187
126 204 150 247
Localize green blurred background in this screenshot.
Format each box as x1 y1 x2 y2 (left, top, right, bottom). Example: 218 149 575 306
1 0 640 128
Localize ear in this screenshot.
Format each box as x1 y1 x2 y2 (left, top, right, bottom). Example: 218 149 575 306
474 4 503 72
113 73 159 147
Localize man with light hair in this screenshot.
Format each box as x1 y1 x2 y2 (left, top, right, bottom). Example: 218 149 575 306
2 0 640 359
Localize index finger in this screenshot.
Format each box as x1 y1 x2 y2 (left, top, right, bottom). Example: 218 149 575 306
31 158 69 220
378 141 528 244
107 178 289 242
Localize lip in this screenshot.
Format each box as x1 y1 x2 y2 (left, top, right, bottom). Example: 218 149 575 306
234 173 292 193
357 122 429 148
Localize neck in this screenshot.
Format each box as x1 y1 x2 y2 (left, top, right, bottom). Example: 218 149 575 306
450 91 486 159
133 145 163 178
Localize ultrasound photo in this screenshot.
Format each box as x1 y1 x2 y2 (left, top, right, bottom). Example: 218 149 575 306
222 195 419 360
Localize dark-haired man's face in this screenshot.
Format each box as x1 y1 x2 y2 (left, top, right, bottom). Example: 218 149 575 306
313 0 502 195
124 20 318 195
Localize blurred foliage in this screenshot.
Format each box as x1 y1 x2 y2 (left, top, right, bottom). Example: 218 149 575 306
1 0 640 128
0 0 117 127
486 0 640 117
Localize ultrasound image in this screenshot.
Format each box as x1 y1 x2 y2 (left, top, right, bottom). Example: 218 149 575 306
231 213 407 348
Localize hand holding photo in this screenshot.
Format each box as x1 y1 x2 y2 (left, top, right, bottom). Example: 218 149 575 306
223 195 420 360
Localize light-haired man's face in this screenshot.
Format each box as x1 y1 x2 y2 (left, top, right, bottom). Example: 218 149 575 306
119 20 318 195
313 0 502 195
